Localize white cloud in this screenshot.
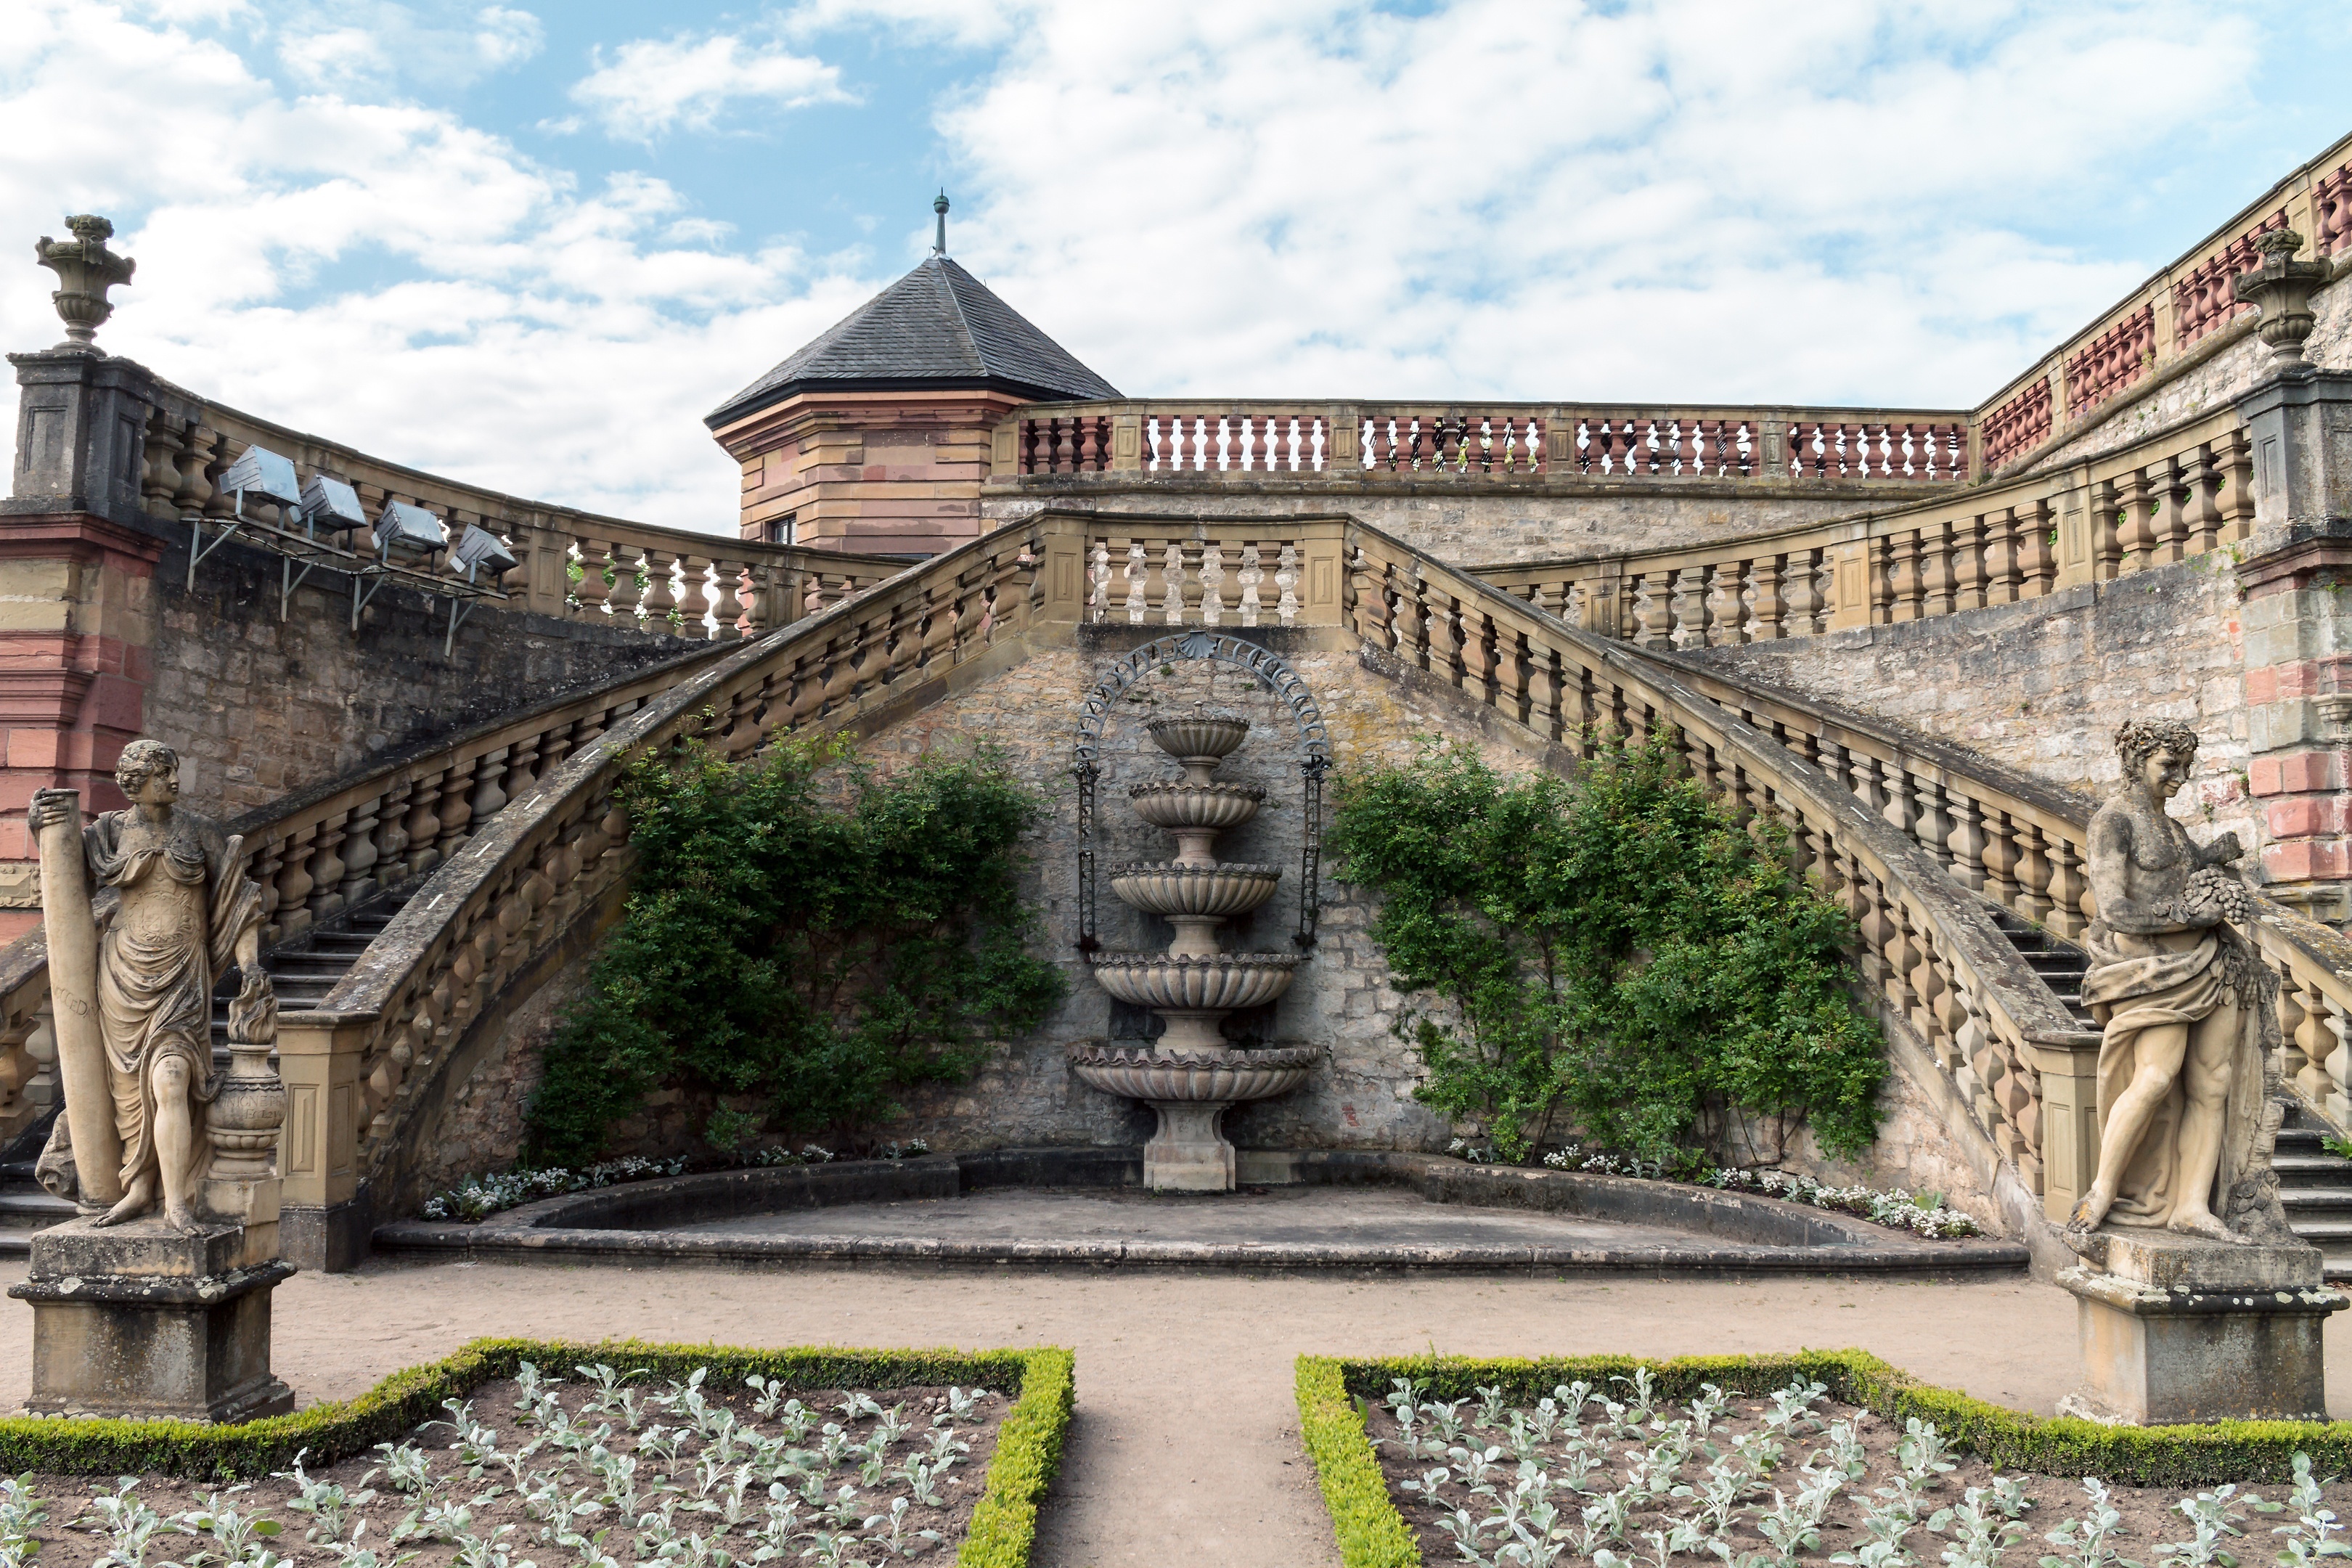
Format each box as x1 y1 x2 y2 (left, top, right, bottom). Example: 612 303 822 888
569 33 854 142
472 5 542 69
0 0 882 531
899 0 2261 407
277 3 542 94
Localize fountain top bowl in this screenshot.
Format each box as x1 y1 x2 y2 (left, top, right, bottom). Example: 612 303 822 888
1147 706 1250 763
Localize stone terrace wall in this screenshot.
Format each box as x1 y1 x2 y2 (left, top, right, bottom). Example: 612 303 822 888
1682 556 2256 861
152 526 695 817
983 489 1881 568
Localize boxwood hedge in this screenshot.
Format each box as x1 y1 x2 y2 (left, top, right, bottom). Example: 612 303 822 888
0 1337 1074 1568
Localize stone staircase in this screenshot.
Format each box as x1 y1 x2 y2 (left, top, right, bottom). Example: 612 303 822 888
1985 905 2097 1029
0 889 415 1257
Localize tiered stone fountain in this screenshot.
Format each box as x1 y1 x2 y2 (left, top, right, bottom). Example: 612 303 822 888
1069 708 1317 1191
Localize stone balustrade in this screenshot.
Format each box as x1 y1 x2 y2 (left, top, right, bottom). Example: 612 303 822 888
1003 403 1972 484
1082 519 1352 628
272 517 1081 1231
1976 133 2352 477
24 356 905 639
1472 407 2256 648
0 939 54 1149
1343 523 2103 1222
1657 655 2352 1143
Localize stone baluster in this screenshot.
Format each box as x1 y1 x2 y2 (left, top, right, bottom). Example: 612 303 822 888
1980 809 2022 910
1875 759 1914 838
611 545 649 629
1630 573 1670 649
375 779 413 877
140 412 184 518
2219 427 2256 542
1982 509 2020 605
677 555 712 638
470 747 512 830
1951 514 1988 612
1237 544 1264 626
273 823 319 938
2116 467 2156 569
2150 454 2189 563
2045 838 2089 939
638 548 678 632
1749 556 1784 640
307 812 350 919
711 562 746 641
1782 549 1822 637
1669 568 1707 650
404 767 446 874
505 732 544 804
1945 794 1988 892
1919 518 1956 618
1199 544 1225 626
2014 821 2054 922
570 538 613 621
1435 596 1469 689
2322 994 2352 1128
2090 479 2123 580
2186 444 2226 555
1276 545 1301 626
2292 979 2342 1122
1887 531 1925 622
338 796 382 906
1910 777 1951 870
1705 563 1747 646
1124 542 1148 624
1159 542 1185 625
1087 541 1111 623
2017 501 2057 596
435 755 478 860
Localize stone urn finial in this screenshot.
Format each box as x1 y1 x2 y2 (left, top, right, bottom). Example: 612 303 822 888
2231 227 2329 368
35 214 135 351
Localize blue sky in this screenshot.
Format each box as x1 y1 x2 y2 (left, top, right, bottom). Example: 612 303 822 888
4 1 2350 531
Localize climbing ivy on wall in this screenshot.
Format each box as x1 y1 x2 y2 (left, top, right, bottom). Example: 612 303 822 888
1326 730 1885 1168
526 734 1066 1167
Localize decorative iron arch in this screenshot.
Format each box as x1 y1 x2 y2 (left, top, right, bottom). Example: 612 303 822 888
1071 631 1331 952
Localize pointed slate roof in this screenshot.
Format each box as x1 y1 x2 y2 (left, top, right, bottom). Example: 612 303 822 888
706 256 1120 427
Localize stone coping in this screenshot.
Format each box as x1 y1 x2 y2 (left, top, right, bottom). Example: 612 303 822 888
371 1148 2030 1277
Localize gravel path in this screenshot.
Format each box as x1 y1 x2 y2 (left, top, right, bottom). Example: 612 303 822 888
7 1257 2350 1567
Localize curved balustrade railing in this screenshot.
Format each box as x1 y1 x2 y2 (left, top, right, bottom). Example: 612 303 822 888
1646 651 2352 1143
114 369 902 638
1471 405 2255 649
279 517 1071 1216
1342 522 2102 1224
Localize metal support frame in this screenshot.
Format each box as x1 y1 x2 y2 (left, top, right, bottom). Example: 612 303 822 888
1069 630 1332 954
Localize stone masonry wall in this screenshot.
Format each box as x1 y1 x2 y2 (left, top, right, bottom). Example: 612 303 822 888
412 626 2012 1226
1683 556 2258 862
148 526 697 817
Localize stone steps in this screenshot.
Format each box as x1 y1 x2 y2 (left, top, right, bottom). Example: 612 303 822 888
0 889 414 1254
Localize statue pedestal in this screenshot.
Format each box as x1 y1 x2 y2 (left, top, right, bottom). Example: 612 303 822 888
2057 1228 2345 1424
6 1214 295 1423
1144 1101 1236 1192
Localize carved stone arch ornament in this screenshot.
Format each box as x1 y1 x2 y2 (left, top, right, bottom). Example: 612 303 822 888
1071 631 1331 952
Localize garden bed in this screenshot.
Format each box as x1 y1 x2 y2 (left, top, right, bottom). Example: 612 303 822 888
1299 1351 2352 1568
0 1339 1072 1568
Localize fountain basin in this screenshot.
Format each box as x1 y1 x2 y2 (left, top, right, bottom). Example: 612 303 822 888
1091 952 1299 1012
1127 781 1266 831
1110 862 1282 917
1069 1044 1318 1103
1146 712 1251 761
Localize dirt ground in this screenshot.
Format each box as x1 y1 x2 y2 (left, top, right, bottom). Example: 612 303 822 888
6 1257 2351 1567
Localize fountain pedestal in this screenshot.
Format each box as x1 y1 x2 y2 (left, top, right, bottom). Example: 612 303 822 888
1069 709 1312 1192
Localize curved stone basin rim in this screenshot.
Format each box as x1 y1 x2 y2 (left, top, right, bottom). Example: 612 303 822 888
372 1148 2030 1276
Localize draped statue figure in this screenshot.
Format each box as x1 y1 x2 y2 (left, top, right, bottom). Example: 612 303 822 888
32 739 271 1231
2067 719 2292 1248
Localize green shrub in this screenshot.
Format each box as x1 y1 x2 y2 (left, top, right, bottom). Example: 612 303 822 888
527 733 1066 1165
1326 730 1883 1166
1297 1356 1420 1568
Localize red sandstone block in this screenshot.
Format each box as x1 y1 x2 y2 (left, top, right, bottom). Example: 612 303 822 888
4 728 61 769
2252 751 2351 796
0 911 38 946
0 777 48 812
0 822 28 859
2266 840 2352 880
81 672 142 733
2267 796 2352 838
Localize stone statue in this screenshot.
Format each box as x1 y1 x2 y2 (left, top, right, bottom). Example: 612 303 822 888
30 739 271 1231
2067 719 2290 1247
